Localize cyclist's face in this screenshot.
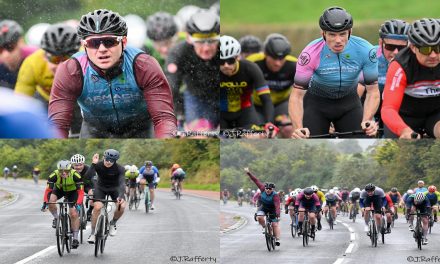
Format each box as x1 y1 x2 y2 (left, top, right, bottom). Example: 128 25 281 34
103 158 115 167
152 38 176 59
304 194 312 199
191 37 219 61
367 190 374 196
265 55 286 72
265 187 273 194
72 163 84 172
411 44 440 68
0 38 24 69
84 35 127 70
220 57 237 76
323 30 350 53
380 38 408 62
60 170 69 178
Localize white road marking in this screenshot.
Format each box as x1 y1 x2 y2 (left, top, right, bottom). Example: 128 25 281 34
333 257 345 264
14 245 55 264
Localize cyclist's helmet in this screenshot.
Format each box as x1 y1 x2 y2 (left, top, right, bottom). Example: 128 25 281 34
0 20 23 47
379 19 410 40
414 192 425 203
220 35 241 59
25 23 50 47
146 12 177 41
239 35 262 54
186 10 220 36
175 5 201 32
172 163 180 170
13 165 17 169
210 1 220 16
290 191 296 197
365 183 375 192
264 33 291 59
77 9 127 39
319 7 353 32
353 187 361 192
311 185 319 192
239 188 244 192
124 165 131 171
70 154 85 164
333 186 339 191
329 189 335 194
390 187 398 193
407 189 414 195
103 149 120 162
41 24 80 56
304 187 314 195
428 185 436 193
129 165 138 173
57 160 71 170
145 160 153 166
418 180 425 185
264 182 275 189
408 18 440 47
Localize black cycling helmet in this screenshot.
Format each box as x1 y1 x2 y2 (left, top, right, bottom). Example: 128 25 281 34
319 7 353 32
379 19 410 40
391 187 398 193
41 23 80 56
186 10 220 36
239 35 262 54
303 187 314 195
0 19 23 46
77 9 128 39
264 182 275 189
103 149 120 161
365 183 376 192
408 18 440 47
264 33 291 59
146 12 178 41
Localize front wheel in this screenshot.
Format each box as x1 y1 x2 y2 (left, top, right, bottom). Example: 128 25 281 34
65 214 72 253
265 223 272 252
94 215 104 257
56 215 64 257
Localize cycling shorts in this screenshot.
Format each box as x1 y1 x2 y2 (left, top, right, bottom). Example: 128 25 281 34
384 111 440 138
94 185 121 201
326 200 337 207
220 106 260 129
51 188 78 208
256 208 279 222
363 195 384 214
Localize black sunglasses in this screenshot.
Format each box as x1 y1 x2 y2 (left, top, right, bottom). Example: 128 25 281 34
220 57 236 65
83 36 122 49
265 187 273 190
0 42 17 53
418 45 440 56
104 158 115 163
383 42 407 52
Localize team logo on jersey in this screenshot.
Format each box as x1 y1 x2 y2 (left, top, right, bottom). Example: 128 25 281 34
369 48 377 63
298 52 311 66
91 74 99 82
345 54 351 59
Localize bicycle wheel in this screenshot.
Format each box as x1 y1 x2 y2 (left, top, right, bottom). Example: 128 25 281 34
129 192 134 210
56 215 64 257
372 221 377 247
100 218 108 254
381 219 385 244
429 217 433 234
265 223 272 252
145 191 150 213
302 221 309 247
65 214 72 253
80 206 85 244
417 227 422 250
94 215 104 257
291 216 297 238
135 189 140 210
329 213 334 230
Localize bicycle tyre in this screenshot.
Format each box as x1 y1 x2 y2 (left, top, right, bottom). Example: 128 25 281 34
372 220 377 247
329 213 334 230
80 206 85 244
65 214 72 253
135 190 140 210
265 223 272 252
303 220 308 247
56 215 64 257
291 216 297 238
145 191 150 213
94 215 104 257
381 220 385 244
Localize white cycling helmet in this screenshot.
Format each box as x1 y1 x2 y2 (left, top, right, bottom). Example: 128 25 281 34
70 154 85 164
175 5 201 32
414 192 425 203
220 35 241 59
13 165 17 169
407 189 414 195
124 165 131 171
57 160 71 170
329 189 335 194
311 185 319 192
124 14 147 49
354 187 361 192
289 191 295 197
129 165 138 173
25 23 50 47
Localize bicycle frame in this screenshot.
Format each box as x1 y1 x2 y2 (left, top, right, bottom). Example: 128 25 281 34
47 200 74 257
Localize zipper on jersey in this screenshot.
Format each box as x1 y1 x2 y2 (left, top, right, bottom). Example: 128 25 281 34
337 53 342 98
107 81 121 127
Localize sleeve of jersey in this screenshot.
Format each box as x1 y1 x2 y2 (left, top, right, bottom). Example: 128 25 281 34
48 59 83 138
164 44 183 94
246 172 265 192
249 62 270 96
386 195 393 207
14 55 37 97
119 166 126 199
294 43 320 88
74 172 84 204
273 194 281 217
362 45 378 85
381 61 408 136
43 173 56 202
135 54 177 138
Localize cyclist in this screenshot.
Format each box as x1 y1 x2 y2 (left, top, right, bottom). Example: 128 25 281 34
285 191 298 224
144 11 179 68
3 166 10 180
244 167 281 246
239 35 263 59
424 185 439 222
247 33 297 138
32 166 41 184
295 187 321 236
87 149 126 243
219 35 277 134
324 189 341 225
289 7 379 138
15 23 80 108
408 192 431 245
311 185 325 230
222 188 230 205
42 160 84 249
171 164 186 195
125 165 139 204
384 193 394 233
381 18 440 138
165 9 220 131
360 183 386 234
339 187 350 214
70 154 95 221
11 165 18 181
414 180 428 193
0 20 37 89
358 20 410 135
237 188 245 205
348 187 361 219
401 189 415 221
139 161 159 209
387 187 402 220
48 9 176 138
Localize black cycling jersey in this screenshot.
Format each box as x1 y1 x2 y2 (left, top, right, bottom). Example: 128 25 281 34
88 161 125 197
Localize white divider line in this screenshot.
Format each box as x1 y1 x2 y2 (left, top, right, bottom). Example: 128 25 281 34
345 243 355 254
333 257 345 264
350 233 356 241
335 220 358 263
14 245 56 264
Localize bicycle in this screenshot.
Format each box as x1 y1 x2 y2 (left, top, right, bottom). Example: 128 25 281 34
128 184 140 211
380 211 387 244
302 210 315 247
428 213 434 234
350 202 359 223
290 211 298 238
90 197 119 257
79 204 87 244
367 209 378 247
341 201 349 217
174 180 181 200
264 213 276 251
237 196 243 207
410 210 429 250
326 208 334 230
47 200 74 257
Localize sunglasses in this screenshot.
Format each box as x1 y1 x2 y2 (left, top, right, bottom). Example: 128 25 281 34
46 53 70 64
418 45 440 56
265 187 273 191
0 42 17 53
83 36 122 49
60 169 70 174
383 43 407 52
193 38 219 45
104 158 115 163
220 57 236 65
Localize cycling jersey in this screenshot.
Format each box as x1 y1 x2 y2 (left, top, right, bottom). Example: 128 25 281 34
247 53 297 105
325 193 341 203
220 59 270 112
340 190 350 201
88 161 125 199
15 49 54 104
295 35 377 99
382 47 440 137
0 46 37 89
125 170 138 180
237 191 244 197
49 47 176 138
414 187 428 194
360 187 386 213
315 190 326 204
423 191 440 205
295 192 321 209
285 196 296 206
387 192 401 204
408 195 431 213
246 171 280 217
403 193 414 208
47 169 83 192
349 191 361 200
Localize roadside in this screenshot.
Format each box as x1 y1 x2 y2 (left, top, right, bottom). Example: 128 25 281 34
157 188 219 201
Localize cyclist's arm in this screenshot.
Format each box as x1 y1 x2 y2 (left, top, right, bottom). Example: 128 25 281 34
135 54 177 138
245 171 265 192
361 46 379 122
43 172 57 202
273 194 281 217
363 82 379 121
118 166 126 199
289 87 306 130
359 198 365 208
48 59 83 138
381 61 409 137
248 61 273 123
14 55 38 97
73 171 84 204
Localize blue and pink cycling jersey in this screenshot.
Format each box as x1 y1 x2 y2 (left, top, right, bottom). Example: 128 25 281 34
295 35 378 99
